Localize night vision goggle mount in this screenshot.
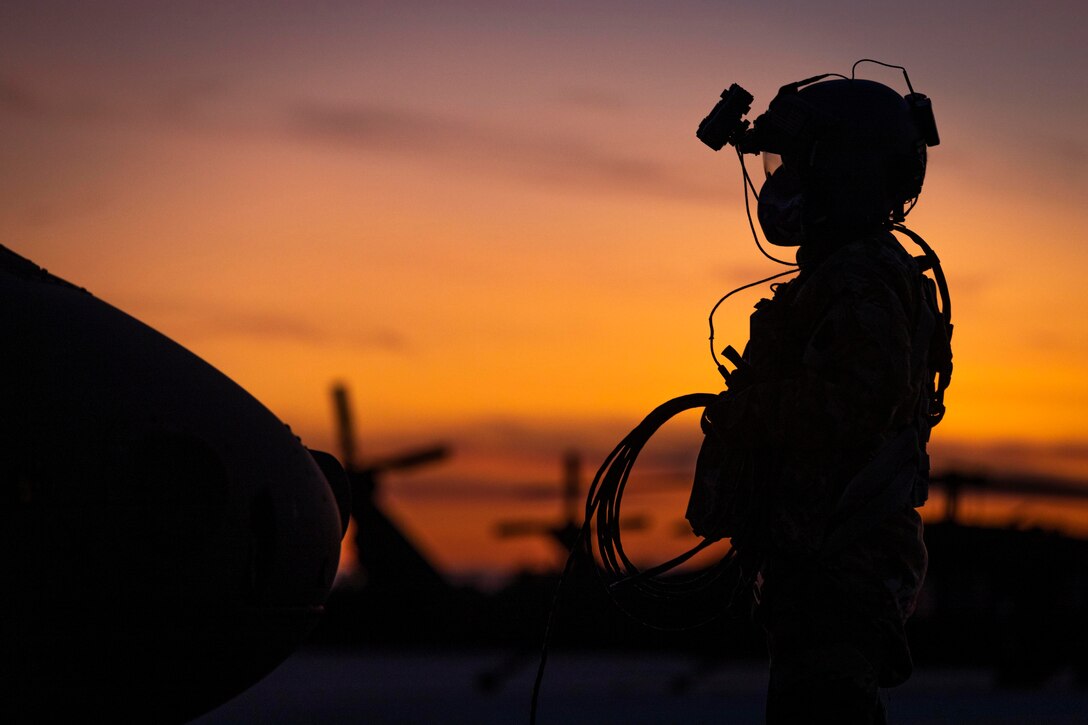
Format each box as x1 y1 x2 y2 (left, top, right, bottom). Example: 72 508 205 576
696 62 940 156
696 83 757 153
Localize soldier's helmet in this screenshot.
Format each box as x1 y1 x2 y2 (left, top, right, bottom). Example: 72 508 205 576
755 79 929 242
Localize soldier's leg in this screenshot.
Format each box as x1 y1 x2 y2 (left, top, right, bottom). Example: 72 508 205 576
766 642 885 725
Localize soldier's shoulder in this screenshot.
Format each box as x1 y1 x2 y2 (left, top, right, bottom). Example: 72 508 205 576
807 234 916 298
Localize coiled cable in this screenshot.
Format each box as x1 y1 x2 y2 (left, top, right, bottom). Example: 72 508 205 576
530 392 740 723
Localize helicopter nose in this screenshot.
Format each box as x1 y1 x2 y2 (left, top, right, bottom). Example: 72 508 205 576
1 244 346 723
308 448 352 539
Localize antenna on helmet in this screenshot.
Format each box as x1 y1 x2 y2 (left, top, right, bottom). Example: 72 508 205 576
852 59 940 147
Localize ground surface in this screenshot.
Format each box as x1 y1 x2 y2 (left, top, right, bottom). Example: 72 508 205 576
191 648 1088 724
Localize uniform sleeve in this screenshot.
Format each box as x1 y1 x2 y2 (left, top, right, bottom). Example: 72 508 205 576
715 262 915 456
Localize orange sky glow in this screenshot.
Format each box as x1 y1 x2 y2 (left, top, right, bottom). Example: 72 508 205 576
3 1 1086 580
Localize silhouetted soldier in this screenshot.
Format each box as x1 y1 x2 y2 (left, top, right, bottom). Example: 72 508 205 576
690 72 950 723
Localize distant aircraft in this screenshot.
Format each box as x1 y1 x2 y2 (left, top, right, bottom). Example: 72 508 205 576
328 382 449 591
311 384 476 647
929 469 1088 523
494 450 649 561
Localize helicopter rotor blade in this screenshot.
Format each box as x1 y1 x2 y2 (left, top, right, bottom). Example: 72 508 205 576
361 446 450 475
931 470 1088 500
331 381 357 470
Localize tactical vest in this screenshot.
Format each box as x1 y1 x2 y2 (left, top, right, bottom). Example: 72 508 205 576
687 233 951 556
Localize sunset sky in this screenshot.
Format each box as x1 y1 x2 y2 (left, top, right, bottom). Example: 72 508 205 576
3 1 1086 580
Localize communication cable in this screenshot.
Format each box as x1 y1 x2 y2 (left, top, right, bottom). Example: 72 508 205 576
530 393 739 723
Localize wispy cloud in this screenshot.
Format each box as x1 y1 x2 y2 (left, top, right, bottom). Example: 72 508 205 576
0 76 45 116
285 100 724 204
200 308 408 351
931 437 1088 483
3 75 722 205
285 103 477 153
0 72 241 132
555 87 633 114
0 74 120 122
135 297 409 353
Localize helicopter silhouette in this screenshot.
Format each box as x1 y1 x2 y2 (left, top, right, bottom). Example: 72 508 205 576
908 469 1088 686
312 383 494 646
493 450 649 562
329 382 449 592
